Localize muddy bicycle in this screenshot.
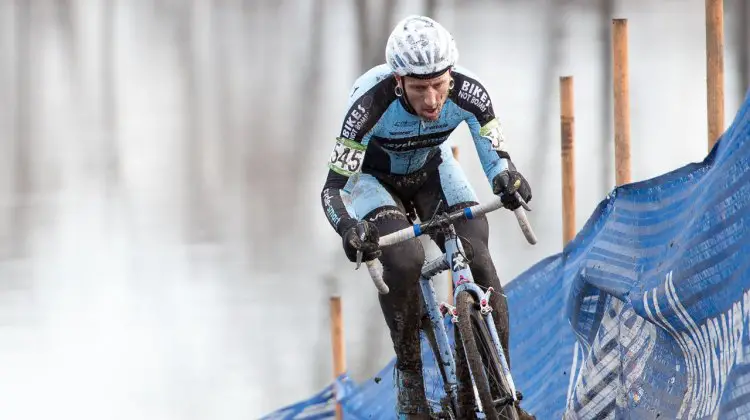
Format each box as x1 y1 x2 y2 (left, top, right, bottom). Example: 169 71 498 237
355 193 537 419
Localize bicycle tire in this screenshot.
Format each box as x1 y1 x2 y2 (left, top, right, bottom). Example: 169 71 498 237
456 290 519 420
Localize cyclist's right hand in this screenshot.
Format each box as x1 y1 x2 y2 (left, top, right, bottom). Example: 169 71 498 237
342 221 382 263
492 169 532 211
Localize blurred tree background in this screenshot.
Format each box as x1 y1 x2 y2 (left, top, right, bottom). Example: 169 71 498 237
0 0 747 419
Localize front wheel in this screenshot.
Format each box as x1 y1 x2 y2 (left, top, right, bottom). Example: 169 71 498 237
455 290 519 420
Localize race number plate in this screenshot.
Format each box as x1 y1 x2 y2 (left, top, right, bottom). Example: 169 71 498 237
328 137 366 176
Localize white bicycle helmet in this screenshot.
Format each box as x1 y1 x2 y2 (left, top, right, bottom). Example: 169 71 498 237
385 15 458 78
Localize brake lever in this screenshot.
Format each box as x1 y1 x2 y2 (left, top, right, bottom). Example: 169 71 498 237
355 224 366 270
429 199 444 222
515 191 532 212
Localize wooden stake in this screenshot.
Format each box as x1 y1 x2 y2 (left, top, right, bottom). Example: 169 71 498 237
330 296 345 419
706 0 725 150
612 19 631 186
560 76 576 246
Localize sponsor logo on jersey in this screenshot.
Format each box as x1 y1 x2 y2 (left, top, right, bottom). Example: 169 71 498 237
394 120 419 128
360 95 374 109
458 80 492 113
322 188 341 225
379 136 447 151
424 122 449 130
342 103 370 139
389 122 447 136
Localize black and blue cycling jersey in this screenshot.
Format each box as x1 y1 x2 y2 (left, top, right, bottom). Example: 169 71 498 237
321 64 512 236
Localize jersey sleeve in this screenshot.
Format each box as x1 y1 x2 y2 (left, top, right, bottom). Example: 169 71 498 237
320 66 395 236
450 69 511 188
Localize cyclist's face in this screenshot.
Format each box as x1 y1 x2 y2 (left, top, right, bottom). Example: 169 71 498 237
401 72 452 121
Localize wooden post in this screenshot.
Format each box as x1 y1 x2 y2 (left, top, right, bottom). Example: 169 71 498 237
330 296 345 419
612 19 631 186
560 76 576 246
706 0 725 150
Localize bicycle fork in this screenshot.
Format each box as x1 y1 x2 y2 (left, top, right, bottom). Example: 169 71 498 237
418 227 519 416
483 308 518 402
445 227 519 411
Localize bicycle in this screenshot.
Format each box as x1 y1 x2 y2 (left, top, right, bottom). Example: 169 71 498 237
354 193 537 419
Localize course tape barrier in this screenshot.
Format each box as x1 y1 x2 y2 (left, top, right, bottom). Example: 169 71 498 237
262 90 750 419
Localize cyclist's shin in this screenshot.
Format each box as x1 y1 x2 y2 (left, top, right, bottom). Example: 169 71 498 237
394 368 429 415
366 209 428 412
367 209 425 369
380 263 429 414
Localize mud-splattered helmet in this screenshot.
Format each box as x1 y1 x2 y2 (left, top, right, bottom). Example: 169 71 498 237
385 15 458 78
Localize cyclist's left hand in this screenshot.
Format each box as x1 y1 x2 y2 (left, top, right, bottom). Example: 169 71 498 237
492 169 532 211
342 220 382 263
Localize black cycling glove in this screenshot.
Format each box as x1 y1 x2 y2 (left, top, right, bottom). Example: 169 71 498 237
342 220 382 263
492 170 532 211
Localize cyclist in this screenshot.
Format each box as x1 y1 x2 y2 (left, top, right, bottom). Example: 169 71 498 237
320 15 535 419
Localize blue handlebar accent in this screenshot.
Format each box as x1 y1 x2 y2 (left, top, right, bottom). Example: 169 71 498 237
464 208 473 220
414 224 422 236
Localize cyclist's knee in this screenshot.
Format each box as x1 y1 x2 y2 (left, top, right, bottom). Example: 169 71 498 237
455 211 490 245
383 239 425 288
363 207 425 288
456 213 506 293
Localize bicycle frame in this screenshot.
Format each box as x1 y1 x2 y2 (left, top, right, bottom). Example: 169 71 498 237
419 223 518 416
358 195 535 416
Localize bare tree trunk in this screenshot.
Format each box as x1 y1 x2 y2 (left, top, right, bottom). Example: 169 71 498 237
238 3 259 254
214 2 232 190
424 0 439 19
177 0 219 244
56 0 79 88
355 0 399 72
355 0 371 70
375 0 398 68
282 0 325 233
0 2 9 258
243 3 277 266
349 0 401 369
102 0 121 199
521 0 565 201
11 0 32 259
180 1 202 243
